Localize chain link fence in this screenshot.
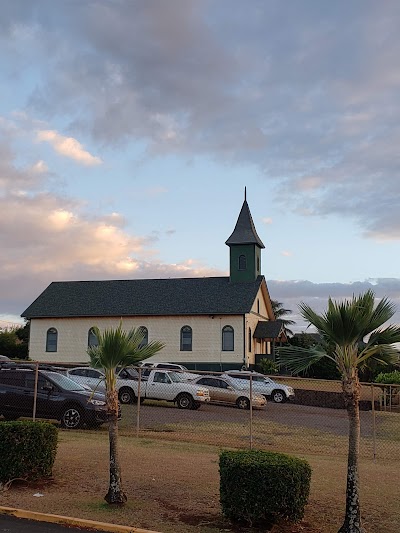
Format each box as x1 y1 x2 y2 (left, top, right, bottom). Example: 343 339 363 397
0 360 399 461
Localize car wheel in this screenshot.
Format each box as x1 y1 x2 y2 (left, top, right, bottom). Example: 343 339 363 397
236 396 250 410
271 389 286 403
60 405 84 429
176 393 193 409
118 387 135 404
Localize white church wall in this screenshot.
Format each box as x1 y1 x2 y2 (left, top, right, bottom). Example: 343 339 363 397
29 314 245 367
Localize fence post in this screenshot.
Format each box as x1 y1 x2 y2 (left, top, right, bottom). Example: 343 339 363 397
371 384 376 462
136 367 142 438
249 374 253 450
32 361 39 422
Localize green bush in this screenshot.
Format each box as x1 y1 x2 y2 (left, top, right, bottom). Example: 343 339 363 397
375 371 400 385
0 421 58 483
219 450 311 526
259 358 279 374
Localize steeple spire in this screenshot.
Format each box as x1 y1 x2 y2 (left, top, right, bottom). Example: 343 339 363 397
225 198 265 248
225 192 265 283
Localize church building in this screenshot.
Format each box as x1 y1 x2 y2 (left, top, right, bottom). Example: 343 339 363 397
22 194 285 370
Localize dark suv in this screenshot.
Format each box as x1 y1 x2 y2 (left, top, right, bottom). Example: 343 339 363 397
0 365 109 429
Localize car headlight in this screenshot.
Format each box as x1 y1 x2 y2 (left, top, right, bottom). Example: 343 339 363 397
287 387 294 393
89 399 106 406
196 389 205 396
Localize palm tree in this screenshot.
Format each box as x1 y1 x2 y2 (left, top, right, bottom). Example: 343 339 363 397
277 291 400 532
271 299 295 337
87 324 165 504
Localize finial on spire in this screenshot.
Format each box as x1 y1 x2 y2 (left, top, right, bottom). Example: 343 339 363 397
244 186 247 202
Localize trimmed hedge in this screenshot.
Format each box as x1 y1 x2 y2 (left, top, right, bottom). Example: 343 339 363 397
0 421 58 483
220 450 311 526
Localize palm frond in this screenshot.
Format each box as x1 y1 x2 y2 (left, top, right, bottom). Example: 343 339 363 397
87 324 165 371
365 296 396 334
366 325 400 347
357 344 400 367
277 345 333 375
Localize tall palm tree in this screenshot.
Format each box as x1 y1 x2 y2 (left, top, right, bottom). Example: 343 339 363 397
277 291 400 533
87 324 165 504
271 299 295 338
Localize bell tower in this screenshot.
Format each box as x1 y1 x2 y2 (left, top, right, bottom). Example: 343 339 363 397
225 188 265 283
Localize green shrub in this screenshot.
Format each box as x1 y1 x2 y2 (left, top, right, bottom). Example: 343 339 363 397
0 421 58 483
375 371 400 385
219 450 311 526
259 358 279 374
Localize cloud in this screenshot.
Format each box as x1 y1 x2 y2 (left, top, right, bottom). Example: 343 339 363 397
36 130 102 166
268 278 400 332
1 0 395 238
262 217 272 225
0 118 225 316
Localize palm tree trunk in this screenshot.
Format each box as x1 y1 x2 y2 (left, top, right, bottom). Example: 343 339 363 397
105 388 127 505
338 374 364 533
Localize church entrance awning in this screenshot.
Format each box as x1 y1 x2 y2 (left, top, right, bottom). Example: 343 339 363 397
253 320 287 343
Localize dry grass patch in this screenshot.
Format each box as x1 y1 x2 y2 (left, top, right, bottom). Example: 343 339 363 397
0 430 399 532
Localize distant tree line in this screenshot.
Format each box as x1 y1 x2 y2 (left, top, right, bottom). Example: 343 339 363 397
0 321 30 359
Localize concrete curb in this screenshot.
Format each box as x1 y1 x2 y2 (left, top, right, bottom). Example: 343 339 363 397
0 506 162 533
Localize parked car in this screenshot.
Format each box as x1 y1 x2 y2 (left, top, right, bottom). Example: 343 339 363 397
222 370 295 403
0 355 11 361
0 365 109 429
139 362 199 381
190 375 266 409
66 367 141 404
125 369 210 409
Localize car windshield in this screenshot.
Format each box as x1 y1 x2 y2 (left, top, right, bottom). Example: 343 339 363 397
168 371 185 383
45 372 88 391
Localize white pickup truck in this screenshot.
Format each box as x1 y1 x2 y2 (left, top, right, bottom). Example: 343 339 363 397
135 369 210 410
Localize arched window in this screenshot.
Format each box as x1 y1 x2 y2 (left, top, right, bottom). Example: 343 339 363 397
248 327 252 353
257 299 260 314
238 254 247 270
222 325 234 351
180 326 192 351
88 328 99 348
138 326 148 348
46 328 58 352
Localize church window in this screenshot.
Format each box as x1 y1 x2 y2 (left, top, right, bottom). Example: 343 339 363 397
238 254 247 270
222 325 234 351
180 326 192 351
248 327 252 353
88 328 99 347
138 326 148 348
46 328 58 352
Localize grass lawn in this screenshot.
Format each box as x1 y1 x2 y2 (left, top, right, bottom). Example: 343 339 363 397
0 429 399 533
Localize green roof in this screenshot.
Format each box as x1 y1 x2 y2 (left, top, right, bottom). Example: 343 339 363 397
22 276 265 318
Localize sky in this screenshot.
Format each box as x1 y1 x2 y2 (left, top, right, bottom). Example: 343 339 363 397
1 0 400 332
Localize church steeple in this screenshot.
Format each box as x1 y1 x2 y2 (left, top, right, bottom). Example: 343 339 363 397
225 191 264 282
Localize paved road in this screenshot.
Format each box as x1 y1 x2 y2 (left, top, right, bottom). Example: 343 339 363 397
0 515 101 532
122 399 376 438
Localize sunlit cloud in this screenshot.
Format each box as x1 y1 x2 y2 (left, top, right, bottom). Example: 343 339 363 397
262 217 272 225
36 130 102 166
